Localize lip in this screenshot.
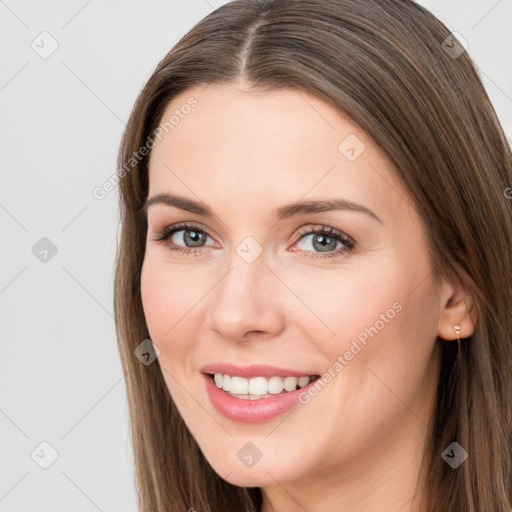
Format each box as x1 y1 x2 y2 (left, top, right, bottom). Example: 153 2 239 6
201 371 321 424
200 362 318 378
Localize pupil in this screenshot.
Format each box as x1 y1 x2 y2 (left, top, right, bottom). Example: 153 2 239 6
313 234 336 252
185 230 205 247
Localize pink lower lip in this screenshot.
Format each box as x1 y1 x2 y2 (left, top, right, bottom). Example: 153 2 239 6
202 373 318 424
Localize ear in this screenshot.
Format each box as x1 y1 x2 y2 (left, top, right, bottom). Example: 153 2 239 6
437 272 477 341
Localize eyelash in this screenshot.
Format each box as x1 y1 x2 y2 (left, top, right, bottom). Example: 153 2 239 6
150 222 356 260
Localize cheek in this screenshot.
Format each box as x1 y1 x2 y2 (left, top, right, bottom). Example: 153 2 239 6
140 253 223 409
276 258 405 353
140 258 170 340
140 256 202 408
295 251 438 393
140 254 203 342
327 261 439 420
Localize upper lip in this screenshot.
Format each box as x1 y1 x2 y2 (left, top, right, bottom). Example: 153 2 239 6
200 363 319 378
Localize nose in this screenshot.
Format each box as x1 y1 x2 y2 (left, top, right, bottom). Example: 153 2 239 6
206 255 286 343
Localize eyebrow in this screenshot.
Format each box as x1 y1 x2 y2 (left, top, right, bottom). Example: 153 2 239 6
141 192 383 224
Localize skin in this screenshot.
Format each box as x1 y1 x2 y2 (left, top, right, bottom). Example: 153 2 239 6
140 80 476 512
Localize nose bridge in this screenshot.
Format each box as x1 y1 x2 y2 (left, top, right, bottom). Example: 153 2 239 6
206 250 284 341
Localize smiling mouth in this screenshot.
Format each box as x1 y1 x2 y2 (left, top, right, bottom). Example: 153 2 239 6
206 372 321 399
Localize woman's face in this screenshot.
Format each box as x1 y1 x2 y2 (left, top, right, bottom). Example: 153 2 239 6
141 83 444 490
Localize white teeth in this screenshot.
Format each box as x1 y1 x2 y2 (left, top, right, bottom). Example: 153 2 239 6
212 373 316 398
283 376 298 391
298 376 311 388
248 376 267 395
222 374 231 392
230 376 248 395
268 376 284 394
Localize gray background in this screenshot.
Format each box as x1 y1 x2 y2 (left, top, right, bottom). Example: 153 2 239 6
1 1 510 511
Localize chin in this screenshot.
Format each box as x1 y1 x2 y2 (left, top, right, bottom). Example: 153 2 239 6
218 466 286 487
203 449 302 488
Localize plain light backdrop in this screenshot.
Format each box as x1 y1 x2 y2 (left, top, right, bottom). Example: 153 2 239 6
1 1 510 511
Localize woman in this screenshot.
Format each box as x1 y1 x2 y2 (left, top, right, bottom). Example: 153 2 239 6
113 0 512 510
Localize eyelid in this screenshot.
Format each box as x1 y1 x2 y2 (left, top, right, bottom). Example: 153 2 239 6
290 225 356 258
151 221 217 244
151 221 356 259
292 224 350 242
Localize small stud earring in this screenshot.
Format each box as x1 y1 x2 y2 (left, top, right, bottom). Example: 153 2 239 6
454 325 461 353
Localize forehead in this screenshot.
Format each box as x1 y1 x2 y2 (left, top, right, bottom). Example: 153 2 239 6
147 84 413 223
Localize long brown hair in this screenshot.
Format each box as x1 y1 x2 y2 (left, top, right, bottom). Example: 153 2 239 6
113 1 512 510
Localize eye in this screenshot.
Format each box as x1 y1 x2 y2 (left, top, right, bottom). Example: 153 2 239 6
290 225 356 260
150 222 215 255
151 222 356 260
